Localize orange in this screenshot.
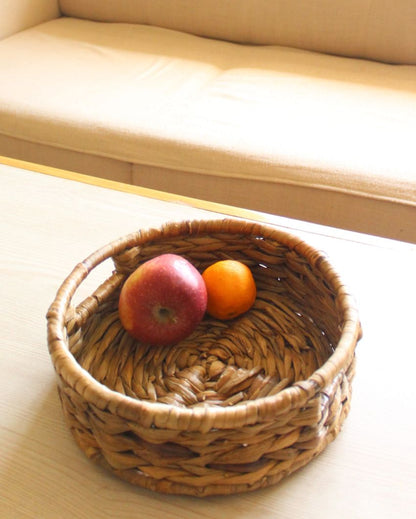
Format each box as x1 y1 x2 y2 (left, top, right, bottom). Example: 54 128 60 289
202 260 257 320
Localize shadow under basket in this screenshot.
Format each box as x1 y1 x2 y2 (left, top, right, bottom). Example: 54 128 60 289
47 219 362 497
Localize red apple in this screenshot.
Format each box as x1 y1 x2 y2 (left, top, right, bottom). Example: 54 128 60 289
118 253 207 346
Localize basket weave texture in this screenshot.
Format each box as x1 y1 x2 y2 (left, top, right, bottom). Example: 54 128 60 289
47 219 362 496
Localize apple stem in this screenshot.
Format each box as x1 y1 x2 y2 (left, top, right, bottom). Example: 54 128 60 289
153 305 177 324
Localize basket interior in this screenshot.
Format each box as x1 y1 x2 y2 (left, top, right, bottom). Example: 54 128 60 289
67 231 342 409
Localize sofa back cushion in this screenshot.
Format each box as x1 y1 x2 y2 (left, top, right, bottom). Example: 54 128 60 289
58 0 416 65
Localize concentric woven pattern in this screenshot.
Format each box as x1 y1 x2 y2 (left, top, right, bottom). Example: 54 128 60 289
47 219 362 496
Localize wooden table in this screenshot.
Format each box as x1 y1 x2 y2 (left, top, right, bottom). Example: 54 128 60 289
1 157 415 518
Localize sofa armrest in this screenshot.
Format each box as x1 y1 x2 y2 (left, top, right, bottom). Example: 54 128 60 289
0 0 60 40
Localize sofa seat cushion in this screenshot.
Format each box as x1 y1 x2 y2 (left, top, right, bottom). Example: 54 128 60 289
1 17 415 215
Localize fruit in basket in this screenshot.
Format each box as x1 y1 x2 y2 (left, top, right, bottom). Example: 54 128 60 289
118 254 207 346
202 259 256 320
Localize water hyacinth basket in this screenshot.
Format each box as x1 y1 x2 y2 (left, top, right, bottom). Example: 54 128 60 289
47 219 362 497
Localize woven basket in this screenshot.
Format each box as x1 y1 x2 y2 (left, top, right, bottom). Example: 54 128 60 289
47 219 362 497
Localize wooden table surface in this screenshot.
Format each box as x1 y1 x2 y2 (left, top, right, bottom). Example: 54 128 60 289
1 157 415 518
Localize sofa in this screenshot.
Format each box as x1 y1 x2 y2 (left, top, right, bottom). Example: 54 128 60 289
1 1 415 242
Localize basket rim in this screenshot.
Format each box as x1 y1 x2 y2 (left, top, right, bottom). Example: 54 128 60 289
46 218 361 432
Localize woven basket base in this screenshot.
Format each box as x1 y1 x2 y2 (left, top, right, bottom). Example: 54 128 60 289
58 361 354 496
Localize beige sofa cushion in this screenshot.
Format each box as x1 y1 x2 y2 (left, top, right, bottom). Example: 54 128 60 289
0 17 415 229
59 0 416 64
